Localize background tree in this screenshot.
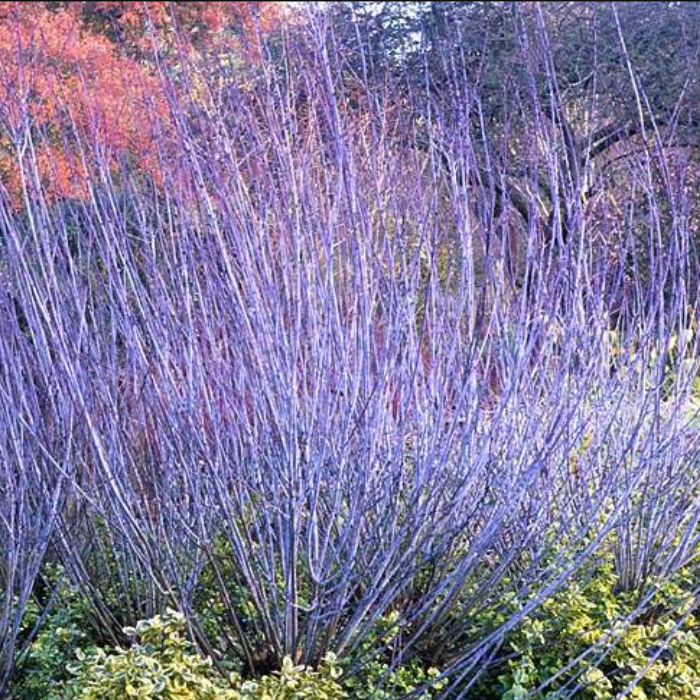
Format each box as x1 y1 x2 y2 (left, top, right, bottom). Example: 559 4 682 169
329 1 700 299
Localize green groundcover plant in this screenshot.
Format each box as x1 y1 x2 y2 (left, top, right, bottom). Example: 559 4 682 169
11 554 700 700
472 558 700 700
63 609 346 700
11 566 98 700
11 567 445 700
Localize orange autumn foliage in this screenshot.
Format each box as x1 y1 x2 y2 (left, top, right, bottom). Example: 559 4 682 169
0 2 286 202
69 2 287 57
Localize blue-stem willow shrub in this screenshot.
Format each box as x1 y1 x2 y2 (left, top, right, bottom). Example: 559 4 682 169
1 4 700 698
0 292 67 696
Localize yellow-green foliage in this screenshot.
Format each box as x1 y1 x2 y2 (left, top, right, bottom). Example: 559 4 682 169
478 560 700 700
343 611 446 700
13 565 98 700
66 609 346 700
239 656 346 700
